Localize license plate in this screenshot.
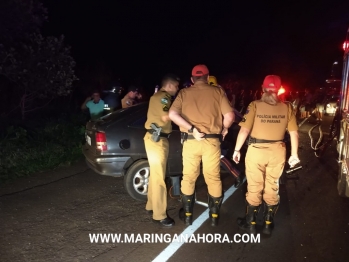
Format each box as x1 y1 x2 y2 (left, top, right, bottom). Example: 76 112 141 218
86 135 91 146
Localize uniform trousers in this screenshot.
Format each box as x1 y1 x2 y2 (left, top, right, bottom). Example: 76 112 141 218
245 142 286 206
144 132 169 220
181 138 222 197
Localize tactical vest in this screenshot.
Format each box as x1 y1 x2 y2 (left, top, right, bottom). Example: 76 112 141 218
250 101 289 140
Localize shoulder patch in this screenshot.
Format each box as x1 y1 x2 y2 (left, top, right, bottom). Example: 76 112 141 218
161 97 169 105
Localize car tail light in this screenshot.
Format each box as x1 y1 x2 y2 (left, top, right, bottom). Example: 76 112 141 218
96 132 107 152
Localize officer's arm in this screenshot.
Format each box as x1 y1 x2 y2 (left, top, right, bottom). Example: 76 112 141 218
223 111 235 128
234 127 250 152
161 114 171 122
168 109 192 131
289 130 299 157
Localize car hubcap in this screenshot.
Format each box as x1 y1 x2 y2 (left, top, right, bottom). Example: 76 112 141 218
133 167 150 195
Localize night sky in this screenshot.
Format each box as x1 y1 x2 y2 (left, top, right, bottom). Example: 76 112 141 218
41 0 349 94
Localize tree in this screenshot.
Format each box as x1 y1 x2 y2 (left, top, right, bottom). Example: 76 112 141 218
0 0 47 46
0 0 78 119
0 34 78 119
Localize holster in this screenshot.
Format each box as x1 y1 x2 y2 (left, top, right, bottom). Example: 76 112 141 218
149 123 162 142
147 130 170 142
151 132 160 142
180 132 188 144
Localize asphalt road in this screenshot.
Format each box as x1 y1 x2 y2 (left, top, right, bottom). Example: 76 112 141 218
1 114 349 262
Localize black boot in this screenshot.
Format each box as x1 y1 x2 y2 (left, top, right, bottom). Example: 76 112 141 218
262 203 279 235
208 194 223 226
237 202 260 234
179 193 195 226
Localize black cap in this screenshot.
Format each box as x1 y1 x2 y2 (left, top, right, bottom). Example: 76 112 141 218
162 73 180 83
128 85 139 92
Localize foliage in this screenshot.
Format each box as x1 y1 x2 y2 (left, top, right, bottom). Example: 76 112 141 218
0 116 86 182
0 0 78 119
0 0 47 45
0 34 78 119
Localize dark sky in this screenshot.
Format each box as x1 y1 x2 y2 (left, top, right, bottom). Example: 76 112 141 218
41 0 349 92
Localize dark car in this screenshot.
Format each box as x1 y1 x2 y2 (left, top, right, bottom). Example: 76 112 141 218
83 102 242 201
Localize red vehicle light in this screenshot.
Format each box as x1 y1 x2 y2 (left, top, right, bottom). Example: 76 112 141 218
278 86 286 96
96 132 107 152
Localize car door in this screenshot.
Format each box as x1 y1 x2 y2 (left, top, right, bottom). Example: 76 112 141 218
168 123 183 175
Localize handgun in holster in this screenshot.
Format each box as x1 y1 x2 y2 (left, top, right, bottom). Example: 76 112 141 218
150 123 162 142
180 132 188 144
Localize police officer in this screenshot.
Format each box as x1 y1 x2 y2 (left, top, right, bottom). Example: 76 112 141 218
208 75 218 87
232 75 300 235
169 65 235 226
144 73 180 227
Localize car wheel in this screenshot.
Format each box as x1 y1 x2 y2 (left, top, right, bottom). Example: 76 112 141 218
124 160 150 201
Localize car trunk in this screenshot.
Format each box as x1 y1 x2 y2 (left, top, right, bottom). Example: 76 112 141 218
84 103 148 156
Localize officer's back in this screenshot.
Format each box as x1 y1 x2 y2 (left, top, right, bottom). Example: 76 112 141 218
177 82 228 134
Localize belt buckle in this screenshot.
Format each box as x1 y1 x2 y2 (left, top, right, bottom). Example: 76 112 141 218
248 137 256 144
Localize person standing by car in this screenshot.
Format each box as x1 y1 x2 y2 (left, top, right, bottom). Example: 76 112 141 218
232 75 300 235
81 90 105 120
144 73 180 227
121 86 140 108
169 64 235 227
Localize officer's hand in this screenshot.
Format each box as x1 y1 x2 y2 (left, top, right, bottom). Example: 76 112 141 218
221 127 229 141
232 151 240 164
288 155 300 168
193 127 205 141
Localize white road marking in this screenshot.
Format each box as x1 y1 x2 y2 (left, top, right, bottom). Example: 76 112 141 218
299 110 317 128
298 117 309 128
152 178 245 262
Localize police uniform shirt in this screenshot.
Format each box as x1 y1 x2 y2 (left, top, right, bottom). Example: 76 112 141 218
239 100 298 140
121 96 135 108
170 82 232 134
144 90 173 134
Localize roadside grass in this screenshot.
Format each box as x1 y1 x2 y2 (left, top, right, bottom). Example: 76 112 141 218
0 114 86 183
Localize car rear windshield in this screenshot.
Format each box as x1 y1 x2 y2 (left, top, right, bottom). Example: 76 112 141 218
100 102 149 123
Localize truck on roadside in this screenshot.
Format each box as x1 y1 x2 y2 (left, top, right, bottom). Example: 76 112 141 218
336 27 349 197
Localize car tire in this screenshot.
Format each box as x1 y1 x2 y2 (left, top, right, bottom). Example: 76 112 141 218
124 160 150 202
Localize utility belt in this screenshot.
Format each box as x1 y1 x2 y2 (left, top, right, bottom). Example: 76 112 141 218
147 130 171 138
248 136 283 145
180 132 221 144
